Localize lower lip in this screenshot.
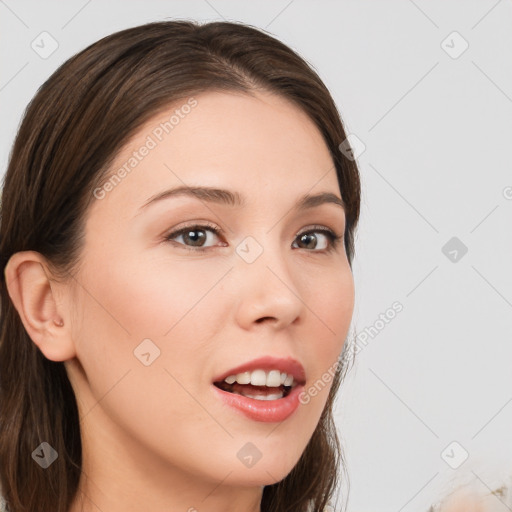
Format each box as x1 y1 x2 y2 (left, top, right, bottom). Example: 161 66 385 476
212 384 304 423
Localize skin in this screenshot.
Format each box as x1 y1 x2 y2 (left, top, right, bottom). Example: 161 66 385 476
437 488 502 512
437 492 485 512
5 90 355 512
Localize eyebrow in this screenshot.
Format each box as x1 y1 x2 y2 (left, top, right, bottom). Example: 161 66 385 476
138 186 345 212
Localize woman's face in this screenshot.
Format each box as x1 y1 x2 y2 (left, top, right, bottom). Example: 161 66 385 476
64 90 354 496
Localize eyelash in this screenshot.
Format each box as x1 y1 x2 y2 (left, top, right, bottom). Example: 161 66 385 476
163 222 343 254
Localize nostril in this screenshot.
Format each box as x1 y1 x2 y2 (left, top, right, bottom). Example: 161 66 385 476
255 317 275 324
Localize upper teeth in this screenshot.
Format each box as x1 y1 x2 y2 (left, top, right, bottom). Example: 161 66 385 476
223 369 294 387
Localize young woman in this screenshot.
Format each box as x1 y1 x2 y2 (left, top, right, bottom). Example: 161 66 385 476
0 20 360 512
1 17 507 512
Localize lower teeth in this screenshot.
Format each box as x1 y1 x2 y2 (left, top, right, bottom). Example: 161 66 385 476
234 390 284 400
214 381 291 400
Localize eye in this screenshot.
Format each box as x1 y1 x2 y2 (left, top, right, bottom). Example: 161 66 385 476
163 223 343 253
164 223 225 250
292 226 342 252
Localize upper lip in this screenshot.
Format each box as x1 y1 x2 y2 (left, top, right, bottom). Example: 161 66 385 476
212 356 306 386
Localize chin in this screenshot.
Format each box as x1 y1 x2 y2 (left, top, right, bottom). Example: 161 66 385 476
228 465 295 488
236 449 303 486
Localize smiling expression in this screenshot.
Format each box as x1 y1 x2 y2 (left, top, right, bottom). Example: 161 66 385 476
64 89 355 492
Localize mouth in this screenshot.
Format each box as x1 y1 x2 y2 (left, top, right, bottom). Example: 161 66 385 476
211 357 306 422
213 380 294 401
211 356 306 402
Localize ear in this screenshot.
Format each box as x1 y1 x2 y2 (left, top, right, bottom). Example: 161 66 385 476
3 251 76 362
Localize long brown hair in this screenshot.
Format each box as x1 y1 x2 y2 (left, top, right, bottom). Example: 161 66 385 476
0 20 361 512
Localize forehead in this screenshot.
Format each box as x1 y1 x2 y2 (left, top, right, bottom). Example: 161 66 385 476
91 90 339 217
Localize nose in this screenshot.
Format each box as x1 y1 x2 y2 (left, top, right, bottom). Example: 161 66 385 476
233 238 304 331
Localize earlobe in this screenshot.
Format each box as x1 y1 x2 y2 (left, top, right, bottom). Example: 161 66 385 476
3 251 76 362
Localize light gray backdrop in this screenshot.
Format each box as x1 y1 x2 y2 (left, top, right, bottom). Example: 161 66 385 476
1 1 511 511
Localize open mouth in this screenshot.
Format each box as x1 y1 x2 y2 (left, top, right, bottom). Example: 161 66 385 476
213 380 293 400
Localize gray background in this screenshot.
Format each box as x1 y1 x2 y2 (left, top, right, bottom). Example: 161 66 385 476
1 1 511 511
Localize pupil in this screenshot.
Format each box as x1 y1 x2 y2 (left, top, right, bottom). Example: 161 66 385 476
185 229 206 246
300 233 316 249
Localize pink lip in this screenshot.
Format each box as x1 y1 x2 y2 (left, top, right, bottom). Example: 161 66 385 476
212 356 306 385
212 383 304 423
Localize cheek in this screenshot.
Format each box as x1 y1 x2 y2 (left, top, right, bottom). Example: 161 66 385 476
71 251 231 388
306 265 354 353
83 249 231 339
296 267 354 412
69 254 230 455
321 269 354 333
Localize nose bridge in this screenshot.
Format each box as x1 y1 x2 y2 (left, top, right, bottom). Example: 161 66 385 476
233 232 303 328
